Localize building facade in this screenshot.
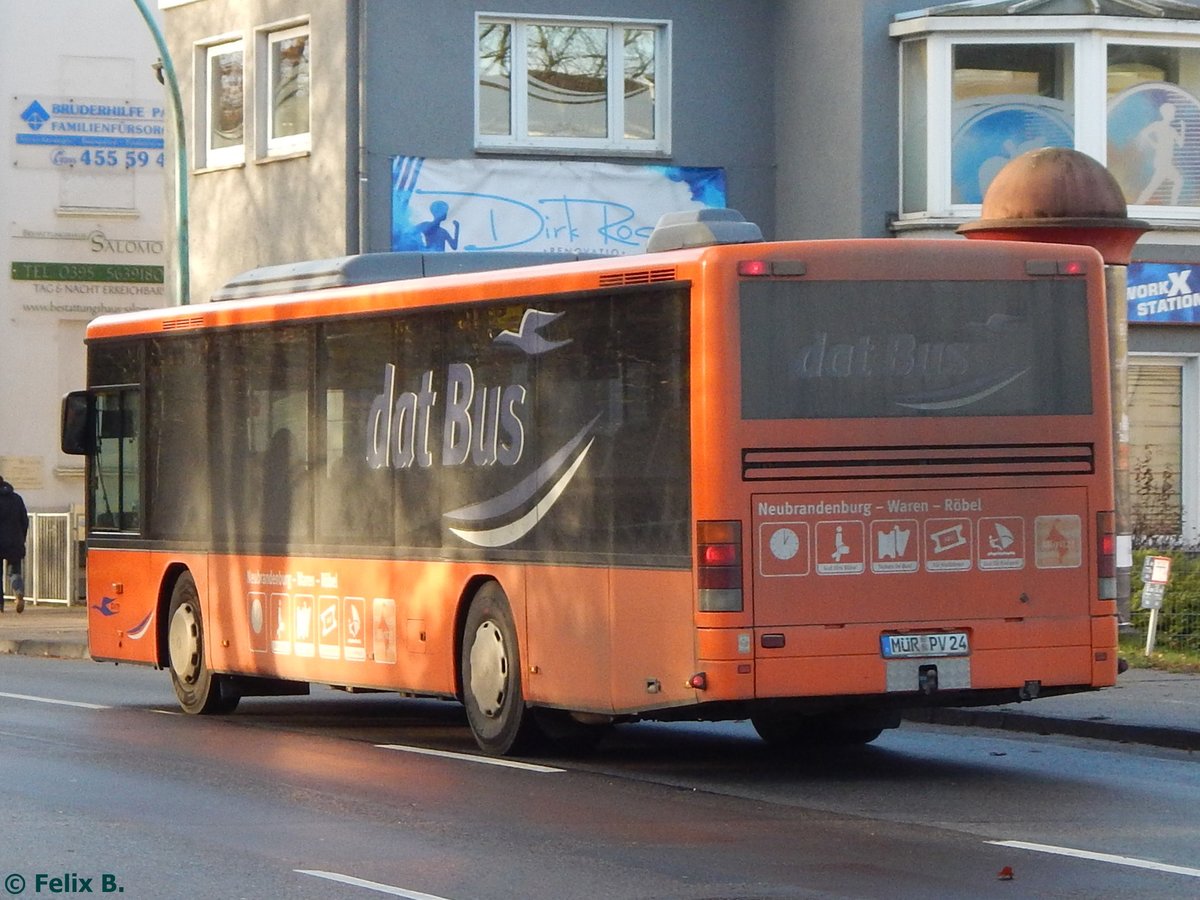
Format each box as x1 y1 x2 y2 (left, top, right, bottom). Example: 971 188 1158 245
1 2 166 516
147 0 1200 548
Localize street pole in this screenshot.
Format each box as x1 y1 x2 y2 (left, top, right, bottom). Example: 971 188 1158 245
1105 264 1133 628
131 0 190 305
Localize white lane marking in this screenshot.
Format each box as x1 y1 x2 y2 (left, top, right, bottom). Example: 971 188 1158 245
988 840 1200 878
376 743 565 773
0 690 110 710
296 869 455 899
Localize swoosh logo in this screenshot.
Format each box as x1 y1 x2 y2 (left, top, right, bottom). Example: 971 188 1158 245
894 367 1030 411
126 612 153 640
445 415 600 547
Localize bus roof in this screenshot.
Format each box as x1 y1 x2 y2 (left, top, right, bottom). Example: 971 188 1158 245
84 237 1104 342
210 251 599 302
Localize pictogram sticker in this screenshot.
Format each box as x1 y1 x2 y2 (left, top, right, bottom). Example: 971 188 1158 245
373 597 397 663
816 521 865 575
978 517 1025 570
317 595 341 660
294 594 315 657
270 592 292 655
344 596 367 661
924 518 973 571
871 519 919 574
248 591 269 653
1035 515 1082 568
760 522 811 577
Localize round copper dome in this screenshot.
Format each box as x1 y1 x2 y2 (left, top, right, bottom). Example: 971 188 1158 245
958 148 1150 264
980 147 1127 221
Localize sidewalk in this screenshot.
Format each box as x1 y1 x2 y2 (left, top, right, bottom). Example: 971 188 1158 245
1 604 1197 752
907 668 1200 752
0 601 90 661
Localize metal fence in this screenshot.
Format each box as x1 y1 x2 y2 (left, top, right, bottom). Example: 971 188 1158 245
2 512 79 606
1127 548 1200 656
1129 605 1200 656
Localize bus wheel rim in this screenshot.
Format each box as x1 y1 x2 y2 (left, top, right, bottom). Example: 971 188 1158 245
168 602 201 684
468 620 507 718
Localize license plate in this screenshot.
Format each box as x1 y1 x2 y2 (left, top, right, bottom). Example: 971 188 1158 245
880 632 970 659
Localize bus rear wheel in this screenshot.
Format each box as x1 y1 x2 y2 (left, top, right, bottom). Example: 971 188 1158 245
461 582 539 756
167 573 239 715
750 712 886 749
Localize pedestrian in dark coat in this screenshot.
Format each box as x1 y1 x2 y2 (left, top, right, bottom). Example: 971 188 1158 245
0 476 29 613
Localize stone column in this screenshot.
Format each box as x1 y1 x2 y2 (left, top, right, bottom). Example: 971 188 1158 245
958 147 1150 628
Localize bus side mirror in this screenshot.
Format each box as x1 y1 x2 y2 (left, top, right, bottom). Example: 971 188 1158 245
61 391 93 455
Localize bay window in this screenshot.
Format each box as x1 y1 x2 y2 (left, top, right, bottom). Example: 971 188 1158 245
893 16 1200 221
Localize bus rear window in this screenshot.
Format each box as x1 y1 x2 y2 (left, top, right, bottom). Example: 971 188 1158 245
740 279 1092 419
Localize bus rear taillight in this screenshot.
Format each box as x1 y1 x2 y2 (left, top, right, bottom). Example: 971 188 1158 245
697 520 743 612
736 260 807 278
1097 510 1116 599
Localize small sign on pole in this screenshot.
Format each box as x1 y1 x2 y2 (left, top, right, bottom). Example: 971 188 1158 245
1140 555 1172 655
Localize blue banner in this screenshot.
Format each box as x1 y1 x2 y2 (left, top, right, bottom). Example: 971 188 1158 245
391 157 726 255
1127 262 1200 324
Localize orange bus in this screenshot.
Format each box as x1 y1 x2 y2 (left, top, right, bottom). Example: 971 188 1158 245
62 211 1118 755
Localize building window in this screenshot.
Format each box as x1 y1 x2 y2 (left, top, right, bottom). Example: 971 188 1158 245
893 16 1200 221
1128 358 1197 542
1107 44 1200 209
476 14 669 154
951 43 1074 205
262 24 310 156
201 38 244 168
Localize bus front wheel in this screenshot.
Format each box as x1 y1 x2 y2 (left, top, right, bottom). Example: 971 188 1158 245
167 573 239 715
461 582 539 756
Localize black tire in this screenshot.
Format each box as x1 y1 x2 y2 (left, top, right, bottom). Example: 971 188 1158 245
532 707 609 755
460 582 539 755
166 573 239 715
751 713 884 749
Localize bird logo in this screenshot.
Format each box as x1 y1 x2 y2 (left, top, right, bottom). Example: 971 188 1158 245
91 595 120 616
494 309 571 356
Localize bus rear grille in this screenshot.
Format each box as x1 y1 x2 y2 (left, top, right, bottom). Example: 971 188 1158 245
742 443 1096 481
161 315 205 331
599 267 677 287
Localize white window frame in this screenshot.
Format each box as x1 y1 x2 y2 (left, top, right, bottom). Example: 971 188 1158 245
474 12 671 156
257 21 311 158
197 36 245 169
1129 352 1200 545
892 15 1200 222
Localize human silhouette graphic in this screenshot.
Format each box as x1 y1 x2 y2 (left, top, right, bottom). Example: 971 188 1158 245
1137 102 1186 205
416 200 461 251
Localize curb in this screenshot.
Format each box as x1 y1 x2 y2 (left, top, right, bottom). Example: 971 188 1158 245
904 708 1200 753
0 639 90 660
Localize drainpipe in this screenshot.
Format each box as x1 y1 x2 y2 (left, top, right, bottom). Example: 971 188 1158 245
132 0 190 305
355 0 368 254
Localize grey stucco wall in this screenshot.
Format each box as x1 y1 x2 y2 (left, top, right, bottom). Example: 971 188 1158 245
359 0 779 249
165 0 942 299
774 0 915 240
165 0 352 304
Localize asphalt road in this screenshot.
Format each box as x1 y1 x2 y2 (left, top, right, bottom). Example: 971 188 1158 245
1 656 1198 899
